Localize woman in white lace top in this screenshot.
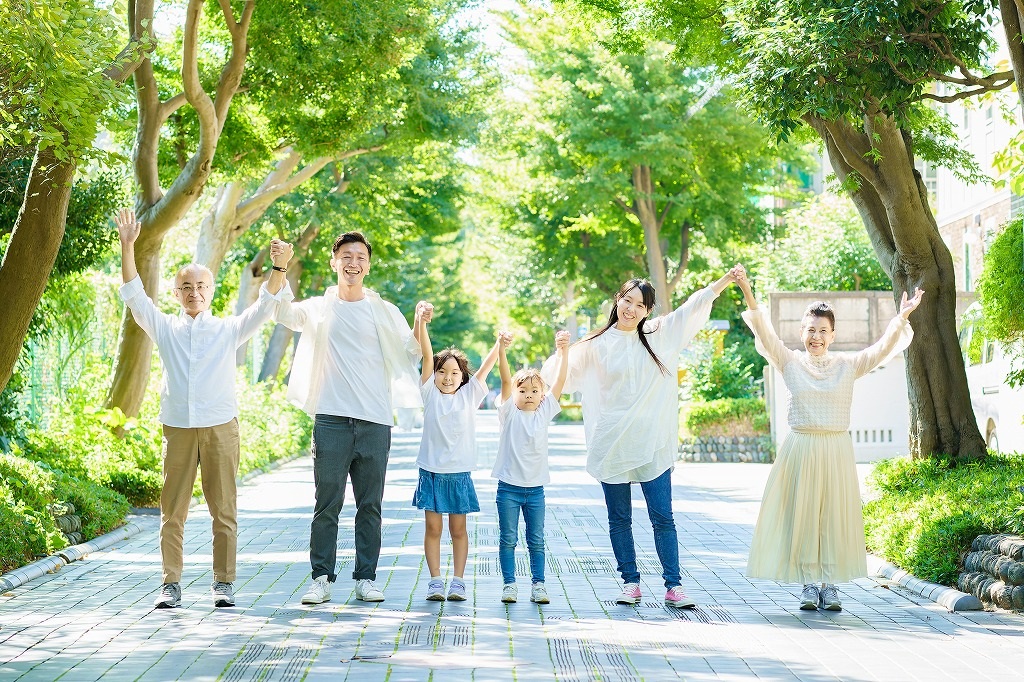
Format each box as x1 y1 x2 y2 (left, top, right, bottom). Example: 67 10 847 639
735 267 923 612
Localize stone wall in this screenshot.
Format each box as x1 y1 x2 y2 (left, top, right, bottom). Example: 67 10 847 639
678 436 774 463
958 534 1024 610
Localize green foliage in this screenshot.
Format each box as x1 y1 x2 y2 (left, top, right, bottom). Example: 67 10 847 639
0 0 129 165
684 398 769 438
864 454 1024 586
749 193 891 292
686 341 759 401
978 217 1024 386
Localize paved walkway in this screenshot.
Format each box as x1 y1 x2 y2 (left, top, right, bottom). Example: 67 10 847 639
2 412 1022 681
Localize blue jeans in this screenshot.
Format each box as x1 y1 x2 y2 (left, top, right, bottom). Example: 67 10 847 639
600 468 680 589
496 481 545 584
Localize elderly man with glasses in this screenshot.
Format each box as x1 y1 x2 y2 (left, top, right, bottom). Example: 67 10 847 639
115 208 292 609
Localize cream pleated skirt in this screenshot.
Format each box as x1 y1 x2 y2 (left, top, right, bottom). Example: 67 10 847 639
746 430 867 584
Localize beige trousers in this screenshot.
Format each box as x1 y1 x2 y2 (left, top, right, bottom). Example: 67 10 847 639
159 418 240 584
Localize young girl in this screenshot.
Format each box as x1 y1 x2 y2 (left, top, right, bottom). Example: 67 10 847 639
492 330 570 604
543 272 739 608
413 301 502 602
734 268 923 611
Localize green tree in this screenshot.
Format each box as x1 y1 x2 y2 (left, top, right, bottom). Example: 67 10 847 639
978 217 1024 386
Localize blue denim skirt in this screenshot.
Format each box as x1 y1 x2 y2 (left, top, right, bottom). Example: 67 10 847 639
413 469 480 514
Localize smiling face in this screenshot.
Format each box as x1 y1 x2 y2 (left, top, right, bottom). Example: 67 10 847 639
513 374 545 412
800 315 836 356
614 285 651 332
331 241 371 288
434 357 465 395
173 264 214 318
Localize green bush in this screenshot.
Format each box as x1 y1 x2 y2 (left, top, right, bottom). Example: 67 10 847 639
687 344 759 401
684 398 769 438
101 468 162 509
864 454 1024 586
978 217 1024 386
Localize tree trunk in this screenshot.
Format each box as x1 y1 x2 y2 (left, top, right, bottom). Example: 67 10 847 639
563 280 578 341
0 145 75 392
195 182 247 274
630 165 671 314
808 113 986 461
234 247 270 366
1000 0 1024 120
258 324 296 383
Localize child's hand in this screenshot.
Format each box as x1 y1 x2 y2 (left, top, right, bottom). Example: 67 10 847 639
416 300 434 323
899 288 924 320
555 330 570 351
498 330 513 348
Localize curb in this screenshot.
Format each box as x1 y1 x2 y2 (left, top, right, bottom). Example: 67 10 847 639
870 556 983 612
0 518 149 593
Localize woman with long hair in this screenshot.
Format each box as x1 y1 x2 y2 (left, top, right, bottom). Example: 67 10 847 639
546 270 739 608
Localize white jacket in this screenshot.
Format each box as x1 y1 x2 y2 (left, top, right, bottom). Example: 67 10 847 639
274 285 423 416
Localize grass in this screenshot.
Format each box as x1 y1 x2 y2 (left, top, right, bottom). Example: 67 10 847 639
863 453 1024 586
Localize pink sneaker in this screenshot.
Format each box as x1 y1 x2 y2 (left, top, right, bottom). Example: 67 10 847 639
665 587 696 608
615 583 641 605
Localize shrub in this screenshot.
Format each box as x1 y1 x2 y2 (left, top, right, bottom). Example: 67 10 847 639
864 454 1024 586
684 335 760 402
684 398 769 438
978 217 1024 386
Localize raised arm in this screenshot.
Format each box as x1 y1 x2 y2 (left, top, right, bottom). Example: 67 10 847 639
115 208 141 284
231 239 295 344
735 266 796 369
415 301 434 384
498 330 513 402
852 288 923 377
549 330 571 398
266 239 293 295
475 334 502 383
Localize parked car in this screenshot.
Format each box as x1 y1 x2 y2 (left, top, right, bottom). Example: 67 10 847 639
958 303 1024 454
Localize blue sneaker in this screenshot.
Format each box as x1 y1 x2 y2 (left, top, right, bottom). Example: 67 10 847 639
425 578 446 601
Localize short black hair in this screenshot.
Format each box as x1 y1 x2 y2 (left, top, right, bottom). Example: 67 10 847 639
803 301 836 330
433 347 472 388
332 231 372 258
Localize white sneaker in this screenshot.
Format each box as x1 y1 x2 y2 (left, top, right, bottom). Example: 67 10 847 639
615 582 641 605
501 584 518 603
425 578 446 601
355 579 385 602
530 582 550 604
301 576 331 605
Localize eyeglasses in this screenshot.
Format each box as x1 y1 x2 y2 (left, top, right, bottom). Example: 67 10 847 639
175 284 213 294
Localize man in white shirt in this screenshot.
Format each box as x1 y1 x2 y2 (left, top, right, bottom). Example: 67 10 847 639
115 209 291 609
273 232 423 605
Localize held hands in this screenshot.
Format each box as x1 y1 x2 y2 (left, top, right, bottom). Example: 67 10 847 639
554 330 570 353
114 208 142 245
270 239 293 268
899 288 925 320
498 330 513 348
415 300 434 324
729 264 750 290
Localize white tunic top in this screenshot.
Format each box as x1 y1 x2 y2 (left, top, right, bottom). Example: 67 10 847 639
741 308 914 432
417 376 488 473
545 286 718 484
491 392 561 487
119 275 285 428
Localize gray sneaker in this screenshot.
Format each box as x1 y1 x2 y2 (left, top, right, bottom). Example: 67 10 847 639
447 579 467 601
212 581 235 607
425 578 446 601
819 584 842 611
799 584 819 610
155 582 181 609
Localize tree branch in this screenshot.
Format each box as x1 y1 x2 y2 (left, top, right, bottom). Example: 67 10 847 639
804 115 882 189
212 0 254 133
666 220 690 292
921 79 1016 103
158 92 188 123
614 197 637 216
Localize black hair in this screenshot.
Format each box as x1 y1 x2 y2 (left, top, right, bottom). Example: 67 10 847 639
332 231 372 259
803 301 836 330
581 278 668 375
433 346 472 388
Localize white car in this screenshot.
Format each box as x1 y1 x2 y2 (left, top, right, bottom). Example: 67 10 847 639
959 303 1024 454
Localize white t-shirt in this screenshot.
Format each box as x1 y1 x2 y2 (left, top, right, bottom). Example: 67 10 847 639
417 376 487 473
491 392 561 487
315 298 392 425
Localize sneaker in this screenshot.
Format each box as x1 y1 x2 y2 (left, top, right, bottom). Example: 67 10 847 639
301 576 332 605
447 579 467 601
355 579 385 602
664 586 696 609
501 584 518 603
425 578 446 601
615 582 641 605
799 584 820 610
530 582 550 604
154 582 181 609
212 581 235 607
819 584 842 611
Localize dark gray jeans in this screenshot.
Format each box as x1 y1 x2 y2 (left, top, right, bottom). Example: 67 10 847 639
310 415 392 582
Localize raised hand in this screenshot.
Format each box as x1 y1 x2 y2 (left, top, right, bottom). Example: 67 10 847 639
554 330 570 351
498 330 513 348
416 300 434 324
270 239 293 268
899 287 925 320
114 208 142 245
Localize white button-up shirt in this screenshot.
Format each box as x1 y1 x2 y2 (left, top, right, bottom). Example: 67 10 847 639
119 275 286 428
